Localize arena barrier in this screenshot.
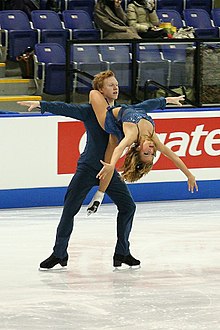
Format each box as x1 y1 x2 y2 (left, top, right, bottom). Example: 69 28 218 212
0 108 219 208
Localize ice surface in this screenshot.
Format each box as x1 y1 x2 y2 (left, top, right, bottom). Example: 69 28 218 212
0 199 220 329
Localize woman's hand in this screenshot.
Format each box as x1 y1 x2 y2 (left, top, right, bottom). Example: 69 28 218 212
17 101 40 112
187 175 199 193
96 160 114 180
166 95 185 106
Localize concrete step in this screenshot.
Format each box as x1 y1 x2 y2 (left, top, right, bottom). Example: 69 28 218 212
0 63 6 78
0 95 42 112
0 78 36 95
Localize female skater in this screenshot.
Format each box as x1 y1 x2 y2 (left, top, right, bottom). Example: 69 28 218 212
87 70 198 215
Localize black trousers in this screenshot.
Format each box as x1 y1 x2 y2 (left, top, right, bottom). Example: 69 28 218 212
53 164 136 259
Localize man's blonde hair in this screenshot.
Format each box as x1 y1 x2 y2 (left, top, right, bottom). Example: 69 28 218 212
92 70 115 91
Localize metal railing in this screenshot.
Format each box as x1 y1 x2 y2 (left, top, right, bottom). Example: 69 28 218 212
65 38 220 107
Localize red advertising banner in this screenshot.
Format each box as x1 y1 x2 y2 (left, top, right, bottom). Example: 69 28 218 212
58 116 220 175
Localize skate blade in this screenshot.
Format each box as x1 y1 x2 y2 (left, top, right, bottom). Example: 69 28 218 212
113 264 141 272
38 265 67 271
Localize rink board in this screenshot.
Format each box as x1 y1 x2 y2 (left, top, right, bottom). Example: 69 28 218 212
0 108 220 208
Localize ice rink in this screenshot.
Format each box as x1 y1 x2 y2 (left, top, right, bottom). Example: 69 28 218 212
0 199 220 330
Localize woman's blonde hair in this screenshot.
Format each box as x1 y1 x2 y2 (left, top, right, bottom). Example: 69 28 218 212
120 143 156 182
92 70 115 91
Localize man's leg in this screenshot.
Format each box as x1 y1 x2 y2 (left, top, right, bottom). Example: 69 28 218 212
39 166 97 269
106 172 140 267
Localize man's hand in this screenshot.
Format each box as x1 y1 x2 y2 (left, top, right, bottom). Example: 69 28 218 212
17 101 40 112
96 160 114 180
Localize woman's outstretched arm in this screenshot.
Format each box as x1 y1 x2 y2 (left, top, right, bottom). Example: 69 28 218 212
134 95 185 113
153 133 198 193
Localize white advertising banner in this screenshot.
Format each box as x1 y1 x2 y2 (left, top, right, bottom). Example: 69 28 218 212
0 109 219 208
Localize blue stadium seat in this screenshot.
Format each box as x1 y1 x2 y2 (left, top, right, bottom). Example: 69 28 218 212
157 9 184 29
31 10 69 49
161 44 193 88
0 10 38 61
62 10 102 40
99 44 132 93
211 8 220 27
66 0 95 19
71 45 108 92
136 44 170 90
34 43 73 95
185 0 213 15
183 9 219 39
156 0 184 15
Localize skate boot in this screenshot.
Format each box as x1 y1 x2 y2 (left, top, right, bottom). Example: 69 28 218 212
39 253 68 270
113 253 141 268
87 190 104 216
87 201 100 216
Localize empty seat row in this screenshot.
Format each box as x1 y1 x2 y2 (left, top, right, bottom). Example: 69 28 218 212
1 8 220 62
34 43 194 95
0 10 101 61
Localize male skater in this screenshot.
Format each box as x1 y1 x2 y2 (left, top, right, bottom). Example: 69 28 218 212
18 70 140 270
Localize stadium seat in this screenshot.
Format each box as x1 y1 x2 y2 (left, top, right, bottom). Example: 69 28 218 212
161 44 194 88
211 8 220 27
99 44 132 93
66 0 95 19
0 10 38 61
71 45 108 92
157 9 185 29
183 9 219 38
185 0 213 15
62 10 102 40
136 44 170 91
31 10 69 49
34 43 73 95
156 0 184 15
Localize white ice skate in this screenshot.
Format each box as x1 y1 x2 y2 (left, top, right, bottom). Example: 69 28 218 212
87 190 104 216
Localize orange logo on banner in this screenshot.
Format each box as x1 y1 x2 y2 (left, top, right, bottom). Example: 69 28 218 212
58 117 220 175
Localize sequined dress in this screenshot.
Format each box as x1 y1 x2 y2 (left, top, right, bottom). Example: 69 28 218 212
104 97 166 142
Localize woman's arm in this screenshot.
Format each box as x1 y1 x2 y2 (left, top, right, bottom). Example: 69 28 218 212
97 122 137 180
153 133 198 192
98 134 118 193
96 136 131 180
89 90 108 130
97 124 136 181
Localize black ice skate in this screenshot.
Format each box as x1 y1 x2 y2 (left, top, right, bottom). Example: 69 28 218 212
113 253 141 268
39 253 68 270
